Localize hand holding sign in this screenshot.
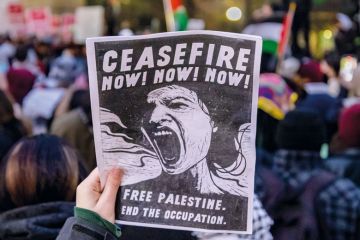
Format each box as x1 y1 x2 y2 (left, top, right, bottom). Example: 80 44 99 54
76 168 123 223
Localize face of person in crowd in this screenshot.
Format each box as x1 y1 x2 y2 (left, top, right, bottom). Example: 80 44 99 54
145 85 216 175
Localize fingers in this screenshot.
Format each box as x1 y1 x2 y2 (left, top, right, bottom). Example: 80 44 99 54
96 168 123 222
76 168 101 208
98 168 123 204
76 167 123 223
81 168 101 191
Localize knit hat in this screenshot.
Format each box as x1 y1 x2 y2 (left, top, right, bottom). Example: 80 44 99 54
338 103 360 148
298 60 324 83
276 109 326 151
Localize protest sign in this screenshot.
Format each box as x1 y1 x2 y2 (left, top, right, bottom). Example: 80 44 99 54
86 31 262 234
74 6 104 44
7 2 26 38
25 7 52 38
51 13 75 43
0 0 12 34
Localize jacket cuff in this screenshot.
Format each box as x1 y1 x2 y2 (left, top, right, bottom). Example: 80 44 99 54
74 207 121 238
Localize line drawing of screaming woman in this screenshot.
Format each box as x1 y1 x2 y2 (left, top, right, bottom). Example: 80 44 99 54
100 85 252 198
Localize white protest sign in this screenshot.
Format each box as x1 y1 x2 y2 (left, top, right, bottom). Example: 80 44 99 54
86 31 262 234
74 6 104 44
7 2 26 38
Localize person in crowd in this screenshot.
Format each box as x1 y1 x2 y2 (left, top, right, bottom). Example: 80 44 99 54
326 103 360 186
320 51 348 98
0 90 26 160
271 109 360 239
294 59 342 143
257 73 295 155
6 45 36 105
51 90 96 172
22 50 83 134
0 134 86 239
0 35 15 74
118 20 134 36
334 13 358 56
344 65 360 107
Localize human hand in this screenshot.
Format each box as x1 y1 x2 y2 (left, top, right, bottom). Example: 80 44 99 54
76 168 123 223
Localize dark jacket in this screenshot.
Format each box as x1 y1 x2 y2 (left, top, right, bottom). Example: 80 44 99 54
0 202 73 240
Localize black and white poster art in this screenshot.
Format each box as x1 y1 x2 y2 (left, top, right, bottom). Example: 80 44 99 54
86 31 262 234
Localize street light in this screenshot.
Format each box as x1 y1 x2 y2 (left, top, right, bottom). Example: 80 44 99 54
226 7 242 21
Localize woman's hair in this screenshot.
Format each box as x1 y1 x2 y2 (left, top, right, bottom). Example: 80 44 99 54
0 134 86 211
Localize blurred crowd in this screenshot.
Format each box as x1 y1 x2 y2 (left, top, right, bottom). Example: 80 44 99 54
0 1 360 240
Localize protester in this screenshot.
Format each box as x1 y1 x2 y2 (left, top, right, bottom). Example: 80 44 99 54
22 50 83 134
320 51 347 98
269 109 360 239
0 90 26 160
0 135 86 239
257 73 295 154
294 59 342 143
51 90 96 172
118 20 134 36
0 35 15 74
334 13 358 56
326 103 360 186
6 45 36 104
343 65 360 107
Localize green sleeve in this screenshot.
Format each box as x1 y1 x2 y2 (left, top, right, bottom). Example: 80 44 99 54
74 207 121 238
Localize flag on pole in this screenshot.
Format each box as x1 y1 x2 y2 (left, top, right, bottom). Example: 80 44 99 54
163 0 188 32
242 14 284 56
277 2 297 59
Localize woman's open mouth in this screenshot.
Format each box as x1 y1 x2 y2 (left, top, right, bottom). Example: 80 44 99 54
141 126 181 169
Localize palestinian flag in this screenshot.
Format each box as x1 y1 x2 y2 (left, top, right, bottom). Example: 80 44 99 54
163 0 188 31
242 13 284 56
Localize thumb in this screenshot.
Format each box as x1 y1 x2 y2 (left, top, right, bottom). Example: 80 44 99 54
97 168 123 209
